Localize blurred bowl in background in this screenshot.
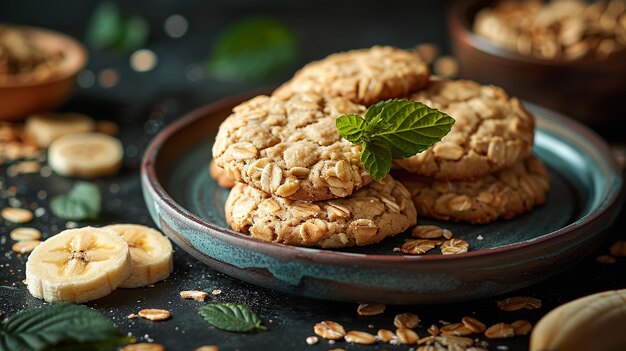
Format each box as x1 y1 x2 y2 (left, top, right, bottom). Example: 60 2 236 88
447 0 626 130
0 26 87 121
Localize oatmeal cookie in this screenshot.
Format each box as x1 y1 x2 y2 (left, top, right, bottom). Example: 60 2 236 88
394 79 535 180
209 159 235 189
273 46 430 106
225 175 416 248
213 93 372 201
395 155 549 224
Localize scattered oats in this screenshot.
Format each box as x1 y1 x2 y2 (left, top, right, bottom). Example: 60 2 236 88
357 303 386 316
96 121 120 136
65 221 79 229
344 330 376 344
439 320 451 325
485 323 515 339
442 229 453 239
396 328 419 344
367 324 374 329
12 240 40 254
34 207 45 217
411 225 445 239
496 296 542 311
211 289 222 295
477 235 484 240
121 343 164 351
314 321 346 340
596 255 616 264
128 313 138 319
402 239 441 255
440 322 473 336
393 247 401 253
377 329 395 342
462 316 487 333
497 346 509 350
180 290 208 301
428 324 440 336
1 207 33 223
10 227 41 241
610 240 626 257
138 309 171 321
7 161 40 176
193 346 219 351
511 320 532 336
433 56 459 78
328 340 335 345
441 238 469 254
305 336 318 345
394 313 420 329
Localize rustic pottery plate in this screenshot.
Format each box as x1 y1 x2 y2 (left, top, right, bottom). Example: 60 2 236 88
141 91 623 304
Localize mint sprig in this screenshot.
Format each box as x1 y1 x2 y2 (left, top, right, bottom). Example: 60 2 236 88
337 99 455 181
50 182 101 221
198 303 266 333
0 303 132 351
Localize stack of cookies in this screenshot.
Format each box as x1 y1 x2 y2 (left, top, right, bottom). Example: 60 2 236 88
211 46 550 249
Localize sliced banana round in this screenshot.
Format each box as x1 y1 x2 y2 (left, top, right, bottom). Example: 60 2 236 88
26 112 95 147
104 224 174 288
48 132 123 178
25 226 131 303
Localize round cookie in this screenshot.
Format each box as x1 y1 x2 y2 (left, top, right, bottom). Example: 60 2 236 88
273 46 430 106
213 92 372 201
395 155 549 224
394 79 535 180
225 175 417 248
209 159 235 189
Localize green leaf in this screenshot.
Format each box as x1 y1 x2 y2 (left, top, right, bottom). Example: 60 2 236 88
336 114 368 144
336 99 455 180
205 17 298 81
361 139 392 181
369 99 455 158
198 303 266 333
50 182 101 221
115 15 149 53
0 303 132 351
85 2 122 51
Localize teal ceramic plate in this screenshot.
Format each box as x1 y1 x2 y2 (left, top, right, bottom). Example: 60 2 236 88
141 91 622 304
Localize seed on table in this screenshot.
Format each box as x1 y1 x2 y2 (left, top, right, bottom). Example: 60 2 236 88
610 240 626 257
511 319 532 336
442 230 453 239
1 207 33 223
305 336 318 345
437 334 474 347
440 322 473 336
393 312 420 329
194 346 219 351
357 303 385 316
496 296 542 311
461 316 486 333
396 328 419 344
402 239 440 255
121 343 165 351
12 240 40 254
211 289 222 295
377 329 394 342
412 225 446 239
10 227 41 241
180 290 209 301
485 322 515 339
138 309 171 321
441 238 469 255
314 320 346 340
344 330 376 344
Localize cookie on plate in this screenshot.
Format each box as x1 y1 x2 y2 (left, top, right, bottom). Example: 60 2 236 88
394 79 535 180
273 46 430 106
213 92 372 201
225 175 416 248
395 155 549 224
209 159 235 189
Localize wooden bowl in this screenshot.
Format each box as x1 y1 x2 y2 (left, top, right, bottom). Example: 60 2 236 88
447 0 626 129
0 26 87 121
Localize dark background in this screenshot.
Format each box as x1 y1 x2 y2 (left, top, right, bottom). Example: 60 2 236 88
1 1 625 351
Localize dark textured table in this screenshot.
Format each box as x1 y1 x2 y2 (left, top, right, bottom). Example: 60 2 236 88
1 1 625 350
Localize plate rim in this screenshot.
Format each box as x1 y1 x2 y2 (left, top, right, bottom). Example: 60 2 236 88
141 90 623 265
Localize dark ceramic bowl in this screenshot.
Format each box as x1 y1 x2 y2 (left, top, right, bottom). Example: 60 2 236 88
0 25 87 120
141 91 622 304
447 0 626 129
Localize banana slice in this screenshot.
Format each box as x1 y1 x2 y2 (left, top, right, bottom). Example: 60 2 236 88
103 224 173 288
26 112 95 147
25 227 131 303
48 132 123 178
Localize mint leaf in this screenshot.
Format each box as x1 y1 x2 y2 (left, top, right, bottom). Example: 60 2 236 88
361 139 392 181
198 303 266 333
336 99 455 181
86 2 149 53
205 17 298 81
336 114 368 143
50 182 101 221
0 303 132 351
